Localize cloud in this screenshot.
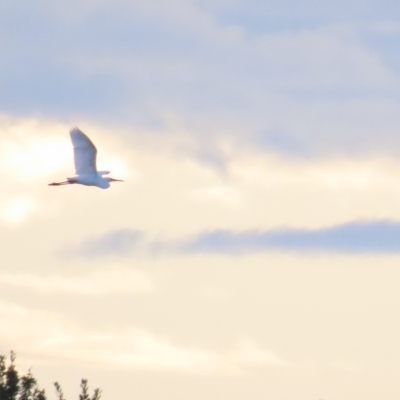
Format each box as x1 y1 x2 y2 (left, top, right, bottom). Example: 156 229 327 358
0 2 400 156
0 266 155 295
66 220 400 257
0 301 284 374
180 220 400 254
205 0 400 25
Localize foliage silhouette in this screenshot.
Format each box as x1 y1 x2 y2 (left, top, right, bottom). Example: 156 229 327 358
0 353 101 400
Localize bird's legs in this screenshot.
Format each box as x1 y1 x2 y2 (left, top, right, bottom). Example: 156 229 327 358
48 181 74 186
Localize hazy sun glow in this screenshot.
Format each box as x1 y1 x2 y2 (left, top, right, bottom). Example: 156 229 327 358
0 197 37 225
0 135 71 182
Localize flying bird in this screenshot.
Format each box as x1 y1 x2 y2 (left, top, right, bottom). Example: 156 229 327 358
48 127 124 189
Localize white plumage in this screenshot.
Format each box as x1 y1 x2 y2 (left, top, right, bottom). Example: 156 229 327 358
49 127 123 189
70 128 97 175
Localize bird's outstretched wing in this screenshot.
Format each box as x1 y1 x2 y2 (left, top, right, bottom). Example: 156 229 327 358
69 127 97 175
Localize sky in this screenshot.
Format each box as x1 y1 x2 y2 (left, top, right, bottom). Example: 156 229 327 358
1 0 400 399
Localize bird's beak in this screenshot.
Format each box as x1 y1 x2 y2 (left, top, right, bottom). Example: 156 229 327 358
110 178 124 182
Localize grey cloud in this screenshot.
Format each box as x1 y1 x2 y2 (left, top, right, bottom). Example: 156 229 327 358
202 0 400 25
181 221 400 254
256 130 311 157
2 0 400 156
66 221 400 258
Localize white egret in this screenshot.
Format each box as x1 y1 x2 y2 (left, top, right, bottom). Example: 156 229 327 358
48 127 124 189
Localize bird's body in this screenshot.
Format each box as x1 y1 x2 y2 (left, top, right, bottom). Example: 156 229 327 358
49 127 123 189
65 173 111 189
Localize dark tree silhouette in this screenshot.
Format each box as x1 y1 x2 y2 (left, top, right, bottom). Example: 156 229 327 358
54 380 101 400
0 353 101 400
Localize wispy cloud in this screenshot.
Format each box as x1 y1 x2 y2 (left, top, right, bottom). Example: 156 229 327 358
65 220 400 257
0 267 155 295
180 220 400 254
0 301 284 374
